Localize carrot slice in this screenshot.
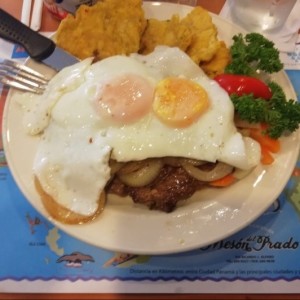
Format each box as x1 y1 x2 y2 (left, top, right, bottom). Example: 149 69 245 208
260 147 274 165
249 128 280 153
209 174 236 187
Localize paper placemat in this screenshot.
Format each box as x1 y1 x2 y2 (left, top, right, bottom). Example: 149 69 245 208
1 144 300 294
1 36 300 295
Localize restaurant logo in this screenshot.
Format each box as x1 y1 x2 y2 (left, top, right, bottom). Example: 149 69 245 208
201 235 299 252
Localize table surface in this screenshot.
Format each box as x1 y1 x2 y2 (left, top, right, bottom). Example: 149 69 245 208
0 0 299 299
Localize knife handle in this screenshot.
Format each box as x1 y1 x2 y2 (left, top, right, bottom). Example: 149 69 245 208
0 9 55 61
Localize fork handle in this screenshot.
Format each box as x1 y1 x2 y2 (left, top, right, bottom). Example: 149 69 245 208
0 9 55 60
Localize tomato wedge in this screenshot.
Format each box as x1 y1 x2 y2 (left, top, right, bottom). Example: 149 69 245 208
214 74 272 100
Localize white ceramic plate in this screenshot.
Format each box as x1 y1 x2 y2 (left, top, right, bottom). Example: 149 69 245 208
2 2 300 255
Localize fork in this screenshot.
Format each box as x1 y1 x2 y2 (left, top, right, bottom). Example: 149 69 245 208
0 59 48 94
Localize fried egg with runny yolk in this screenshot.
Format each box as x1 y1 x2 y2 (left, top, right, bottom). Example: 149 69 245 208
17 46 261 223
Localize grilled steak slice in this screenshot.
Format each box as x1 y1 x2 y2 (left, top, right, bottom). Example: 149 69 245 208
107 165 205 212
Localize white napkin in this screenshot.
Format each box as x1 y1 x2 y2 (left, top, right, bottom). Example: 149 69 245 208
219 0 300 52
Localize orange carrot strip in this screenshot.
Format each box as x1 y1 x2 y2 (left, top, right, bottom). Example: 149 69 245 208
261 147 274 165
249 128 280 153
209 173 236 187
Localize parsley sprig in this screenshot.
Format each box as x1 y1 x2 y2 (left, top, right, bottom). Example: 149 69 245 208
225 33 300 139
225 33 283 76
231 82 300 139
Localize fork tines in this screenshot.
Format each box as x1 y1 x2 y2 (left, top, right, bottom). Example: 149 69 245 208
0 59 48 94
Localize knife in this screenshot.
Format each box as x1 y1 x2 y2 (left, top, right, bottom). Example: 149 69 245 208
0 9 78 71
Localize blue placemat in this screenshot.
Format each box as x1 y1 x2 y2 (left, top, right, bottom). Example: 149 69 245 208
1 159 300 282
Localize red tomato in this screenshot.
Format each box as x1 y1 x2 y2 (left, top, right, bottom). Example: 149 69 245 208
214 74 272 100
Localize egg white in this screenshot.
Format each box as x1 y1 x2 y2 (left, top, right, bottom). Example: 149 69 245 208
17 46 261 217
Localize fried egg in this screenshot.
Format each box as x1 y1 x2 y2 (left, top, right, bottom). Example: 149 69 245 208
17 46 261 221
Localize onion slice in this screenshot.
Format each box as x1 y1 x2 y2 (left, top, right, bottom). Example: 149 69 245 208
117 159 163 187
233 167 254 180
163 157 205 167
109 159 125 175
182 162 234 182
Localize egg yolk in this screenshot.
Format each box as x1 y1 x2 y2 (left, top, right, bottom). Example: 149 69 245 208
97 74 154 124
153 77 210 128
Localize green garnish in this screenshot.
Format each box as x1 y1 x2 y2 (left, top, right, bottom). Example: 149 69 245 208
231 82 300 139
225 33 284 76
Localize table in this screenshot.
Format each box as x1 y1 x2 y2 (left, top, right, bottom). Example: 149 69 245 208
0 1 300 299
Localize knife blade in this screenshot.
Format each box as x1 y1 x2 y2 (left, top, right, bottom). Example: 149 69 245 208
0 9 79 71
